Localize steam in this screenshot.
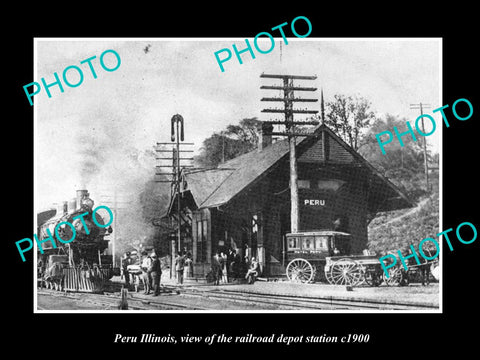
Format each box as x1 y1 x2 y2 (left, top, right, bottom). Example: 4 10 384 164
71 101 163 250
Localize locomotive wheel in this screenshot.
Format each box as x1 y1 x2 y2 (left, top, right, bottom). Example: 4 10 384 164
329 259 363 286
286 259 315 283
382 266 403 286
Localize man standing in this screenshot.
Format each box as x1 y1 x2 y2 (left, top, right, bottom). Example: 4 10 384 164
175 251 186 285
211 252 222 286
141 252 152 295
149 252 162 296
122 252 132 288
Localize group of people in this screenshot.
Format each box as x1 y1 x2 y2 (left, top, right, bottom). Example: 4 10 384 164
209 248 261 285
122 247 261 290
122 251 162 296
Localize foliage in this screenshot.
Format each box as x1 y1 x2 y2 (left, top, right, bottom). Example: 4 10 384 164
225 117 260 145
362 113 440 254
321 94 375 151
359 114 438 201
194 117 262 168
368 191 439 255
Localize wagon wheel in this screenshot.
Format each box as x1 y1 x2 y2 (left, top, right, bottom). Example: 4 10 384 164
382 266 403 286
324 266 335 285
329 259 363 286
286 258 315 283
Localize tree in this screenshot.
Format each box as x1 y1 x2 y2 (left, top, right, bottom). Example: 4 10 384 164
365 114 439 255
360 114 432 200
195 117 262 168
225 117 260 145
322 94 375 151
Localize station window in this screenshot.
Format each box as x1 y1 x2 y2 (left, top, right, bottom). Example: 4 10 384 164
196 219 207 263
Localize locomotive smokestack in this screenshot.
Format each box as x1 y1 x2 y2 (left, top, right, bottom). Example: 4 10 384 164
76 189 89 210
55 201 67 217
68 198 77 213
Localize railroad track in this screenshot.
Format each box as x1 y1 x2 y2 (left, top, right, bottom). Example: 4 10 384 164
37 289 207 310
37 286 437 311
174 287 438 310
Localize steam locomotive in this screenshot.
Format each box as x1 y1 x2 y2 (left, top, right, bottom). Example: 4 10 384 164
37 189 118 293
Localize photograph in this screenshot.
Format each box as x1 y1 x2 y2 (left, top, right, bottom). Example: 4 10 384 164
8 8 478 354
33 38 441 313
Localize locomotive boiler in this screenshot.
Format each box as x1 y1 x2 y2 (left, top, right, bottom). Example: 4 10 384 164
37 189 117 293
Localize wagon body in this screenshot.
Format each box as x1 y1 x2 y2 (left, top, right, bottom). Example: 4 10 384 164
284 231 351 283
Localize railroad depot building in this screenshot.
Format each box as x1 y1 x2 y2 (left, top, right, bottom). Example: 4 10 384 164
167 124 412 277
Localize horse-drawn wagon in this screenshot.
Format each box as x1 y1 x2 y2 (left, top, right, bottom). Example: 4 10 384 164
284 231 385 286
284 231 439 286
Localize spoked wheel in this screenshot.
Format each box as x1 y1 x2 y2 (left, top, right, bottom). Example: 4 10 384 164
324 266 335 285
286 258 315 283
329 259 363 286
382 266 403 286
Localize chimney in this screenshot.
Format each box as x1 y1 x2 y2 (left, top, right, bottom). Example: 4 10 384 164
257 122 273 151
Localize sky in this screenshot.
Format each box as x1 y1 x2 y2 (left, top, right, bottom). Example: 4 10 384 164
35 38 441 210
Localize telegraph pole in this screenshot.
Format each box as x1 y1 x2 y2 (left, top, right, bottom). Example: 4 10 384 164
155 114 194 277
410 102 431 192
260 74 319 233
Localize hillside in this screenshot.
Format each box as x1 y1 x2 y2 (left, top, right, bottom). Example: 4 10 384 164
367 189 439 255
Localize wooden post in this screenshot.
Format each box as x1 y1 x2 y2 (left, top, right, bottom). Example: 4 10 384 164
260 74 319 234
419 103 430 192
285 77 299 233
112 189 117 268
289 136 299 233
410 102 431 192
119 287 128 310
